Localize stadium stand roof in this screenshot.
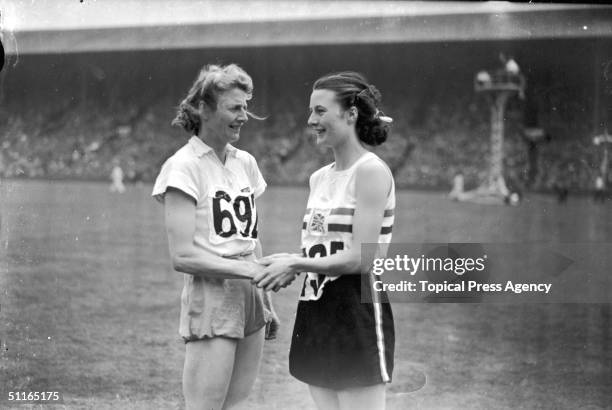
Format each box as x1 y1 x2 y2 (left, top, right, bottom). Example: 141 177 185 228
2 1 612 54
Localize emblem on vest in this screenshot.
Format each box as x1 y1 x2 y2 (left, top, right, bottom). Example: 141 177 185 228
308 208 330 236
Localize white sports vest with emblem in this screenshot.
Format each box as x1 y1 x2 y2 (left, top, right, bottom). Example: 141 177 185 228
299 152 395 301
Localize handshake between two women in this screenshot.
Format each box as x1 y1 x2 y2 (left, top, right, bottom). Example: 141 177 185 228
252 253 303 292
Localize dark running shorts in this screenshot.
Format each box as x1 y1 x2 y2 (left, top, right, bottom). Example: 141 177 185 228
289 274 394 390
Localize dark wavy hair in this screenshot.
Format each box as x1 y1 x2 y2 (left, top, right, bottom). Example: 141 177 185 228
313 71 392 146
172 64 261 135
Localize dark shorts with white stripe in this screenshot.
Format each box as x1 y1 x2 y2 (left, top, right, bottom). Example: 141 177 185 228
289 274 395 390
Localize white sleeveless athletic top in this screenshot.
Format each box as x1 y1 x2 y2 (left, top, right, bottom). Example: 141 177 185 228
300 152 395 301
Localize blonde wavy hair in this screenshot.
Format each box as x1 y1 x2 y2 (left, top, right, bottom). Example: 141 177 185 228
172 64 262 135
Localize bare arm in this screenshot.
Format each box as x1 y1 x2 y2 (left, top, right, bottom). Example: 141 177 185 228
165 187 262 280
255 160 392 288
254 238 263 259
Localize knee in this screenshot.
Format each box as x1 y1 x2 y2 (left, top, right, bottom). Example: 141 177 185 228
183 368 231 410
184 385 228 410
223 386 251 409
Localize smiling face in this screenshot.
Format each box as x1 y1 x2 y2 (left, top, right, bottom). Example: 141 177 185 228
307 89 353 147
201 87 249 145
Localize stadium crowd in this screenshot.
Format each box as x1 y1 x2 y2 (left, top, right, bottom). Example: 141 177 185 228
0 88 605 193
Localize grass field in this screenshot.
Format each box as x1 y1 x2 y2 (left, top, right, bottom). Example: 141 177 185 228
1 180 611 409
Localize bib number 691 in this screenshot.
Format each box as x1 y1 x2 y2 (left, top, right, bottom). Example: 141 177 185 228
212 190 258 238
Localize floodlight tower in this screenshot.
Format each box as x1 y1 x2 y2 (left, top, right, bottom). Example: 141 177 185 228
593 130 612 184
474 62 526 197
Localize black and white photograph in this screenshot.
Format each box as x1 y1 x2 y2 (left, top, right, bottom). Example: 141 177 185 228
1 1 611 409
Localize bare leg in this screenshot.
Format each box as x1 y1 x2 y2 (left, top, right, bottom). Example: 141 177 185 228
183 337 237 410
223 327 265 409
337 384 386 410
309 385 340 410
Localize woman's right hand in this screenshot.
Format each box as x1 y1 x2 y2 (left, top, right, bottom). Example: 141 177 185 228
258 253 302 265
252 255 300 291
241 260 266 279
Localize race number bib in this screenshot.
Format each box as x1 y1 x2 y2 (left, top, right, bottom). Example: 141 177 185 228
209 186 258 244
299 240 345 301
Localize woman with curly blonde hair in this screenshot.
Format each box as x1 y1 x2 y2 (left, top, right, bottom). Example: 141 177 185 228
153 63 276 410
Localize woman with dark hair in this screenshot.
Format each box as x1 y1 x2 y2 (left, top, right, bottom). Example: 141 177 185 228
152 63 277 410
254 71 395 410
